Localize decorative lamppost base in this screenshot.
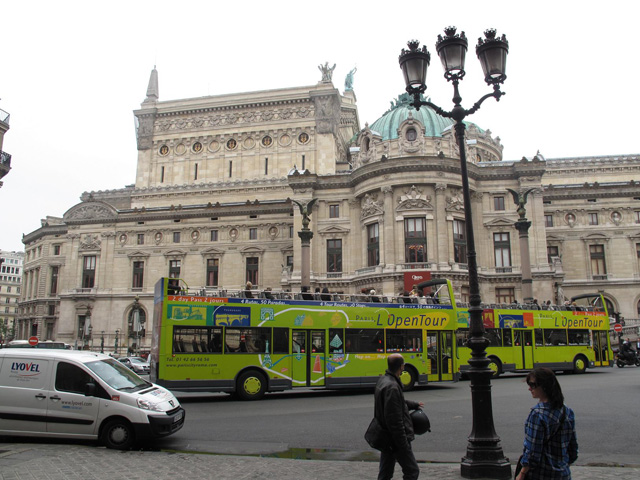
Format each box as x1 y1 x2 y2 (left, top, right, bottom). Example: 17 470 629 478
461 457 513 479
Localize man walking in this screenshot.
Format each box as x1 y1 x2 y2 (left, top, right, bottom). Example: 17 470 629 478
374 353 423 480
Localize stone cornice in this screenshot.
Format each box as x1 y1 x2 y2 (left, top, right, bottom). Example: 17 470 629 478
542 181 639 201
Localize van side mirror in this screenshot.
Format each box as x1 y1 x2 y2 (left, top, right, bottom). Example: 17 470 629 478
85 382 96 397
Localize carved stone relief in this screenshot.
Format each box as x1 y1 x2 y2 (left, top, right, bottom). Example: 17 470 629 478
361 193 384 220
397 185 433 212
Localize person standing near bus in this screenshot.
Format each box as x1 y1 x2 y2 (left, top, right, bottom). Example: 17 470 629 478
517 367 578 480
374 354 423 480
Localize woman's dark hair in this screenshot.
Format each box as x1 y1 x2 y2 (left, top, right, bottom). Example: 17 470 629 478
526 367 564 409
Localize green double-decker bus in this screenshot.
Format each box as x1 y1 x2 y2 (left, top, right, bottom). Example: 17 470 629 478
455 293 613 377
150 278 459 400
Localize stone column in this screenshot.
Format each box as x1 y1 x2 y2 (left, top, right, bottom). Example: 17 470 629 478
435 183 449 268
381 186 395 268
515 219 533 303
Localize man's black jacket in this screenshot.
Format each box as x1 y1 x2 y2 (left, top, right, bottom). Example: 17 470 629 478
374 370 420 450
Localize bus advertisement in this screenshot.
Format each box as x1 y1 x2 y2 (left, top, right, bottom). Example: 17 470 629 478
150 278 459 400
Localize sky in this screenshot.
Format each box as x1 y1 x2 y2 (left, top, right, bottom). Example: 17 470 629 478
1 1 639 252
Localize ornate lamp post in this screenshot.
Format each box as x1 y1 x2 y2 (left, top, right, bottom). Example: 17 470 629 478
114 328 120 356
399 27 511 479
132 296 141 356
100 330 105 353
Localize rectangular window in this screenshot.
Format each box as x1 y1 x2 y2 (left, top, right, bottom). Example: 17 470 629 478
460 286 470 304
169 260 181 278
493 232 511 268
161 166 165 183
48 304 56 316
211 230 218 242
50 266 59 295
495 287 515 304
173 327 223 354
82 256 96 289
367 223 379 267
225 327 271 353
194 163 198 180
494 196 505 211
589 244 607 276
265 157 268 175
137 234 144 245
301 155 306 171
229 161 233 178
286 255 294 269
206 258 219 286
327 239 342 272
453 219 467 264
345 329 384 353
249 228 257 240
635 211 640 224
289 226 294 238
547 245 559 264
544 215 553 228
386 329 422 352
246 257 259 285
568 330 590 345
132 261 144 289
53 245 61 255
173 232 180 243
588 213 598 225
544 329 568 346
404 217 427 263
329 204 339 218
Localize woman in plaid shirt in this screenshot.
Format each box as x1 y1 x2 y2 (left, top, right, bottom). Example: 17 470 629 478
517 368 578 480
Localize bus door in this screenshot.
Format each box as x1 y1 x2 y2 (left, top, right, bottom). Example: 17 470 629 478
514 330 534 369
593 331 610 366
426 331 454 381
291 330 325 387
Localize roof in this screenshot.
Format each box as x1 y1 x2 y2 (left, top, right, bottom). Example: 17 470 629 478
368 92 482 141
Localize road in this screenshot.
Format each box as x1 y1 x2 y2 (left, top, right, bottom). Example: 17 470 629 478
148 366 640 466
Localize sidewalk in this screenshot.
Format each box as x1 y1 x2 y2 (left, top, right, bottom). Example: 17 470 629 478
1 442 639 480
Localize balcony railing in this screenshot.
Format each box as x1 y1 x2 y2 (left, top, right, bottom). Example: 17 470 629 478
495 266 513 273
592 274 609 281
399 262 432 270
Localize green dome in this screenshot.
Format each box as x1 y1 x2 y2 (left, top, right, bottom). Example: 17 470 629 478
368 93 481 141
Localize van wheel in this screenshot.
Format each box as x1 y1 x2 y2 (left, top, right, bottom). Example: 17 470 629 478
400 366 417 391
101 419 135 450
236 370 267 400
573 356 587 374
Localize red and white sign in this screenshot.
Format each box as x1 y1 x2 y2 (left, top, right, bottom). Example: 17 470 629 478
613 323 623 333
403 271 431 293
28 336 39 346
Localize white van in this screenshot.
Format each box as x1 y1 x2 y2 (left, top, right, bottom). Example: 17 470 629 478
0 349 185 449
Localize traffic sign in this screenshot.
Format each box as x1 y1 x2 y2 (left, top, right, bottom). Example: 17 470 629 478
613 323 623 333
28 336 39 346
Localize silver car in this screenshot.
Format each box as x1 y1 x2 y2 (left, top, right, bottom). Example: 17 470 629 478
118 356 150 375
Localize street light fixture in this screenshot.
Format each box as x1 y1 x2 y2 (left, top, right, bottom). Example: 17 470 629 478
399 27 511 479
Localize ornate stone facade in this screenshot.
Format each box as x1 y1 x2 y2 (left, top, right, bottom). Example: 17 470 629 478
16 69 640 350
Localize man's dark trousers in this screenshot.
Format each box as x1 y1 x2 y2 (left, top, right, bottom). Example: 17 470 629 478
377 444 419 480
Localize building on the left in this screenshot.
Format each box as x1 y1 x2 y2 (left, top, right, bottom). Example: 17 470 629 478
0 250 23 343
0 105 11 188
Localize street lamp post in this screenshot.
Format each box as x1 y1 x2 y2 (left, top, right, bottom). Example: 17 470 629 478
100 330 105 354
132 296 141 356
399 27 511 479
114 328 120 356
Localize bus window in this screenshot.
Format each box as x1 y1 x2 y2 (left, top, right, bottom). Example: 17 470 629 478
568 329 589 345
173 327 214 354
292 330 306 353
485 329 502 347
385 329 422 353
535 329 544 347
311 331 324 353
273 328 289 354
513 330 522 346
544 329 567 346
456 328 469 347
328 329 344 353
225 327 271 353
345 329 384 353
502 329 512 347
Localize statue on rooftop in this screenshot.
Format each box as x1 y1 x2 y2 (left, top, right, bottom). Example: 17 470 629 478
318 62 336 83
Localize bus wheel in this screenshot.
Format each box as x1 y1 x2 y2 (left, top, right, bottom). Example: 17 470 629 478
101 418 135 450
573 356 587 374
487 357 502 378
237 370 267 400
400 366 417 391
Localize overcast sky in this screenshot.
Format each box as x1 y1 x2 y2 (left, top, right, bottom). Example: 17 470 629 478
2 1 639 252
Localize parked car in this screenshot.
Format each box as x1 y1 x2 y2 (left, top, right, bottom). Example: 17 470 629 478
118 356 150 375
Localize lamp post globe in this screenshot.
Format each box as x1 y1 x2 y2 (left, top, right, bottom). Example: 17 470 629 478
399 27 511 479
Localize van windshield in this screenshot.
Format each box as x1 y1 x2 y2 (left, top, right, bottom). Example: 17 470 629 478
86 358 151 392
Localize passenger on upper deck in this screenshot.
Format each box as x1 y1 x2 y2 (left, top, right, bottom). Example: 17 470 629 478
244 281 254 299
301 286 314 301
263 287 274 300
321 287 331 301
